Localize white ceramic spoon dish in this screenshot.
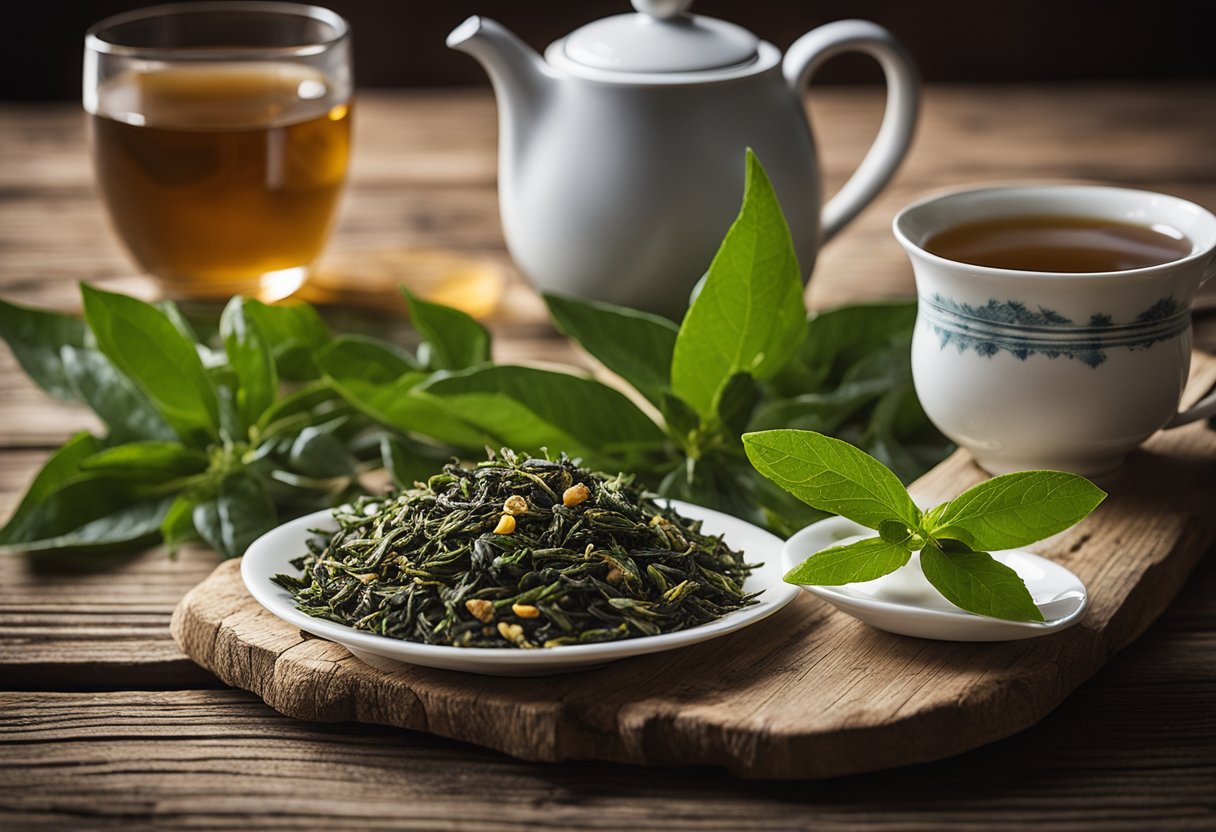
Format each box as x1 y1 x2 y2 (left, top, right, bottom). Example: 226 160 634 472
242 500 799 676
782 516 1089 641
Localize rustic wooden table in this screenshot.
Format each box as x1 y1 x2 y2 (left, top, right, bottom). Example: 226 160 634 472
2 86 1214 829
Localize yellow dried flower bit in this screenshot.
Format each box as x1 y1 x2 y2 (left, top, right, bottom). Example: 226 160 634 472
357 573 379 584
493 514 516 534
562 483 591 507
465 598 495 623
502 494 528 515
511 603 540 619
605 567 623 585
497 621 532 648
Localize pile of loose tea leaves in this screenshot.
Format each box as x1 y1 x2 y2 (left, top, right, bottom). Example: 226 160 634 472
272 449 759 648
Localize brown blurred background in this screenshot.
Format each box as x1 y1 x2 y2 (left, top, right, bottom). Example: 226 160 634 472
8 0 1216 100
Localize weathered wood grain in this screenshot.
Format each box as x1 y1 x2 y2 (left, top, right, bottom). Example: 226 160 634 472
0 448 216 688
0 548 220 691
6 574 1216 832
161 357 1216 779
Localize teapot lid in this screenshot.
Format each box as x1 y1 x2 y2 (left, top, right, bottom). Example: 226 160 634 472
562 0 759 74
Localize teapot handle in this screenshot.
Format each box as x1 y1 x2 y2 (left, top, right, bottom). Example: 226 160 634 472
784 20 920 244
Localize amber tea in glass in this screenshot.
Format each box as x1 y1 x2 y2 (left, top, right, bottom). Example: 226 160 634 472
84 3 352 301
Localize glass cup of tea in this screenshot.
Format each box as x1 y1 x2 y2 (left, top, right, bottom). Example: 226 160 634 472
83 2 352 302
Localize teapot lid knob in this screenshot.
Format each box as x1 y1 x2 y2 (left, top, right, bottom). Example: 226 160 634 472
562 0 758 74
632 0 694 19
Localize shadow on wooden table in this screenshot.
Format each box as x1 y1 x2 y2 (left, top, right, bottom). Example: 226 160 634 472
24 546 150 577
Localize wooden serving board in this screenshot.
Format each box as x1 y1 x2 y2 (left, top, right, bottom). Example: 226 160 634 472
171 354 1216 779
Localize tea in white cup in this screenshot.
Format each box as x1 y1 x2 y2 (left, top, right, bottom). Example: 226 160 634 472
894 185 1216 475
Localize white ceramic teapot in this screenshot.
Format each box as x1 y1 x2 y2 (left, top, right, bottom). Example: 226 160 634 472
449 0 919 317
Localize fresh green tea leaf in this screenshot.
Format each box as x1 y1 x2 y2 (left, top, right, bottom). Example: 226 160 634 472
749 378 889 434
3 496 174 553
243 299 330 381
657 456 766 531
769 301 917 396
840 345 951 482
670 150 806 418
784 536 911 586
317 336 487 448
544 293 679 407
79 441 208 480
0 432 102 546
154 299 201 344
757 310 952 485
220 297 278 433
0 438 173 553
161 494 199 557
316 334 416 381
403 289 491 371
192 473 277 559
263 468 354 502
336 372 485 448
714 372 760 436
877 519 915 546
659 393 701 444
254 380 346 438
742 429 920 528
868 431 956 488
206 364 244 444
859 389 933 483
378 437 408 489
0 297 88 400
743 467 833 539
60 346 176 444
419 365 667 465
288 418 356 479
81 284 220 446
379 435 428 489
655 452 829 538
920 542 1045 622
926 470 1106 551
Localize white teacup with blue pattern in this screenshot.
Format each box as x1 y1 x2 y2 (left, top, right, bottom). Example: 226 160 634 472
895 185 1216 475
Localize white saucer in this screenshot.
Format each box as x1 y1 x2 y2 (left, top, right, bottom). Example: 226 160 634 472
782 516 1089 641
242 500 800 676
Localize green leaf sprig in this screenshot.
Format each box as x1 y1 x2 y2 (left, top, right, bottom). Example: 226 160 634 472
743 430 1106 622
0 289 378 558
1 150 956 559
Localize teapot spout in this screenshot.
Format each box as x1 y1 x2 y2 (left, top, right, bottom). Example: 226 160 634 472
448 17 554 128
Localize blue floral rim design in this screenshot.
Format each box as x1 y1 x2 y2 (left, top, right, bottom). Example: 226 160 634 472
922 294 1188 368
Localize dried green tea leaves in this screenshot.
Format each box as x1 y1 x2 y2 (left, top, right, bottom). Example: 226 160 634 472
273 449 759 648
